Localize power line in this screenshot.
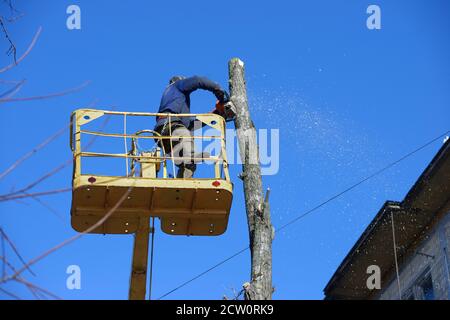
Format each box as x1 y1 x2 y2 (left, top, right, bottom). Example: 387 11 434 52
157 247 249 300
156 130 449 300
148 218 156 300
276 130 449 232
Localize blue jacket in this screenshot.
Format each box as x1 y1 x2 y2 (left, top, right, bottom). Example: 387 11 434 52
155 76 228 130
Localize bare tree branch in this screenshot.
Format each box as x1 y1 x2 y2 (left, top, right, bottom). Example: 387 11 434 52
1 233 5 278
0 107 110 202
0 26 41 73
0 123 69 181
0 80 91 103
2 0 22 21
0 16 17 63
1 186 134 283
0 188 71 202
14 277 61 300
29 194 66 222
0 78 25 99
24 284 41 299
0 228 35 276
0 79 22 84
3 259 41 299
0 286 21 299
0 161 73 200
4 13 25 23
1 255 60 299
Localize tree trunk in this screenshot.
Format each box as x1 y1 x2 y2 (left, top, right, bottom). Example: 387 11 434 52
228 58 273 300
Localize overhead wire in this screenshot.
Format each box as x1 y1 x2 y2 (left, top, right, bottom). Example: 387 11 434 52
148 217 156 300
156 130 449 299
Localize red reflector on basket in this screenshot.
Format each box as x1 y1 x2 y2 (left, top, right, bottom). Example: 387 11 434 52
212 180 221 187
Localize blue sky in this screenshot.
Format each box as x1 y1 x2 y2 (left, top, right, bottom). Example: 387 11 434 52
0 0 449 299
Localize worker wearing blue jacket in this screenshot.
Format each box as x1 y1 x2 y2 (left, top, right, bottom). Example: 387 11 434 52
155 75 235 178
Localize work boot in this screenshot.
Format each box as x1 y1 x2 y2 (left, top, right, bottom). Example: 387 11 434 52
177 163 196 178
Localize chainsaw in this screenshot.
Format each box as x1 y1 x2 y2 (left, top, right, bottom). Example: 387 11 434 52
213 100 236 122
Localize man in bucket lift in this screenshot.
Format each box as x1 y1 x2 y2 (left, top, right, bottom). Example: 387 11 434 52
155 76 236 178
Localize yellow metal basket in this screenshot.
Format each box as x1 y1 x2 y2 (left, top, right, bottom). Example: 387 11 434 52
70 109 233 236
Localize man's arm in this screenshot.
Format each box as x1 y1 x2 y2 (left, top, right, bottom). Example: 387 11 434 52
176 76 229 103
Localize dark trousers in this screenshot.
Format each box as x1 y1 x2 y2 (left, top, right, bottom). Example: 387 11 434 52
155 121 196 178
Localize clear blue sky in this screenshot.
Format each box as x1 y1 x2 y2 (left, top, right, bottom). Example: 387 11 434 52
1 0 449 299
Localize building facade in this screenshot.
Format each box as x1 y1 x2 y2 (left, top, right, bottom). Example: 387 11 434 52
324 139 450 300
379 212 450 300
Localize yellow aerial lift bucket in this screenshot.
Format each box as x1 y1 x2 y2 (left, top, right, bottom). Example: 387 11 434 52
70 109 233 236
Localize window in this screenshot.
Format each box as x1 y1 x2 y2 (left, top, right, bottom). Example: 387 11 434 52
420 275 435 300
403 267 435 300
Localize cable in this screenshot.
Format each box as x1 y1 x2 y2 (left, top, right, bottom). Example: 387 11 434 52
391 212 402 299
156 130 449 299
276 130 449 233
157 247 249 300
148 217 155 300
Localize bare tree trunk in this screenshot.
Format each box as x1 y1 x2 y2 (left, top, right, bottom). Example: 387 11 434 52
228 58 273 300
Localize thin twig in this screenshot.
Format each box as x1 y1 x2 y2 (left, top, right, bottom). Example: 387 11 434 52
1 233 5 278
0 79 22 84
0 255 60 299
0 188 71 202
0 16 17 63
0 286 21 299
29 194 66 222
13 198 29 206
0 80 91 103
1 186 134 283
0 228 35 276
0 161 71 201
0 26 41 73
14 277 62 300
0 255 29 299
0 160 72 199
5 13 24 23
23 283 41 300
0 108 110 201
0 122 69 181
0 79 25 99
9 186 30 206
3 0 22 20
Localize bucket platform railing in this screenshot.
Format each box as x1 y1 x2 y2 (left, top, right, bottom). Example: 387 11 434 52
70 108 233 237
